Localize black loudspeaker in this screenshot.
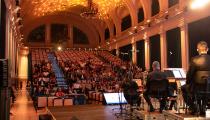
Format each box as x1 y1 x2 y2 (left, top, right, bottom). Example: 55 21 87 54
0 59 8 87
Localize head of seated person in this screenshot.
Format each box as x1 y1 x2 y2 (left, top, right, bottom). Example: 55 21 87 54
55 88 65 97
194 41 210 87
147 61 167 81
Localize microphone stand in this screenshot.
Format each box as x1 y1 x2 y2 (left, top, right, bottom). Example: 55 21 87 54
114 88 127 118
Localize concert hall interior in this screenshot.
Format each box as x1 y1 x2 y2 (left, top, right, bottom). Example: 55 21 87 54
1 0 210 120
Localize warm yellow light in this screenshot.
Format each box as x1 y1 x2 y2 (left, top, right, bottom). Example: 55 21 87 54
30 0 124 19
57 46 62 51
191 0 210 9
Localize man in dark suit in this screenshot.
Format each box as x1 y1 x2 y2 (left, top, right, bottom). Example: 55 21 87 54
143 61 168 112
182 41 210 114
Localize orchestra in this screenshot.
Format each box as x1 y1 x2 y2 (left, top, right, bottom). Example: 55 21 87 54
118 41 210 116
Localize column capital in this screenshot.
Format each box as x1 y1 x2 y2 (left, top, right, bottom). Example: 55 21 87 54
159 25 166 35
143 32 149 41
180 23 188 31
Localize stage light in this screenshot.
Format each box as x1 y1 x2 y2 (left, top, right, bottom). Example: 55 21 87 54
57 46 62 51
190 0 210 9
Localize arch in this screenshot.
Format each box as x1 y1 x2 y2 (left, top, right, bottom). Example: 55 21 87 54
27 25 45 42
140 0 152 19
124 0 138 26
23 14 99 47
159 0 168 11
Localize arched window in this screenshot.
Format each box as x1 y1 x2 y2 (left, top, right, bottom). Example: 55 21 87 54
121 15 132 31
138 8 144 23
105 28 110 40
51 24 68 43
28 25 45 42
151 0 160 16
73 27 89 44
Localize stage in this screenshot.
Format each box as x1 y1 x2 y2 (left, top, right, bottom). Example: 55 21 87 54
46 105 210 120
47 105 119 120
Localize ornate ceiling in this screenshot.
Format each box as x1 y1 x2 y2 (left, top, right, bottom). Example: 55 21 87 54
7 0 186 45
20 0 125 20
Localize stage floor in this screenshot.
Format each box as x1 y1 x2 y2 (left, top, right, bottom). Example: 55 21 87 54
47 105 210 120
47 105 121 120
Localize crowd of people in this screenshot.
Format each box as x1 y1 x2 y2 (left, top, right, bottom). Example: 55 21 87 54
56 50 143 96
30 49 143 101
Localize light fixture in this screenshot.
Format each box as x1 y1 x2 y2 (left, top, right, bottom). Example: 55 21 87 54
190 0 210 9
57 46 62 51
80 0 98 19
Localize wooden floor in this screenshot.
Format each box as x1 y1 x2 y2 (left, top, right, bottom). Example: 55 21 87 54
9 82 210 120
47 105 122 120
10 82 40 120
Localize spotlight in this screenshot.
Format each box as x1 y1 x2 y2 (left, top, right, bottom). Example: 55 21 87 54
57 46 62 51
191 0 210 9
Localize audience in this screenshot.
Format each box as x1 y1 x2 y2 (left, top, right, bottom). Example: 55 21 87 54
30 48 144 105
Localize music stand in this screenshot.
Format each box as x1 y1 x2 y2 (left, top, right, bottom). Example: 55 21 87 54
103 92 127 118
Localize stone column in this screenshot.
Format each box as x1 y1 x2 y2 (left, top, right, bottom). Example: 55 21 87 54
132 42 137 64
160 31 167 70
144 34 150 71
45 24 51 46
180 24 189 71
115 43 119 57
68 24 73 48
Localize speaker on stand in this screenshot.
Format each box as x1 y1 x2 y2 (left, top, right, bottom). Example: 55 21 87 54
0 59 10 120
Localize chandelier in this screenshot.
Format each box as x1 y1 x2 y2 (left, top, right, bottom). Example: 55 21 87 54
80 0 99 19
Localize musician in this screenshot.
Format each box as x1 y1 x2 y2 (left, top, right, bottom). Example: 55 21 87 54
182 41 210 114
121 76 141 107
143 61 167 112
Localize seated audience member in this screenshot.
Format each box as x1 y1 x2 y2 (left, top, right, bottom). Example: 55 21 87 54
36 87 45 96
143 61 168 112
182 41 210 114
55 88 65 97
